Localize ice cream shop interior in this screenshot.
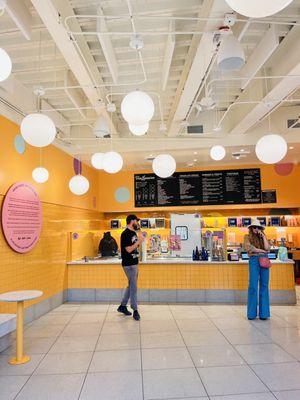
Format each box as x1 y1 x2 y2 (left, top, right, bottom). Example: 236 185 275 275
2 0 300 398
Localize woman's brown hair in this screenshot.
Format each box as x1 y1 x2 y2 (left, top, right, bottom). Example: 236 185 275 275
248 227 265 250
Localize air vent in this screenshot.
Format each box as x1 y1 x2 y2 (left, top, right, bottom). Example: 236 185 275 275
187 125 204 134
287 119 300 129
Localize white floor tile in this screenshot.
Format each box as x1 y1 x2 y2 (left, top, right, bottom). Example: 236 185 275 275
198 365 268 396
222 327 272 345
143 368 207 399
139 311 174 321
70 312 106 324
252 362 300 391
141 331 185 348
96 333 140 351
15 373 85 400
171 310 208 320
24 324 65 338
34 352 93 375
49 335 98 353
89 349 141 372
3 337 56 355
273 390 300 399
80 371 143 400
268 328 300 344
279 342 300 361
189 344 245 367
210 394 275 400
0 375 28 400
182 330 229 346
79 304 109 312
142 347 194 370
235 343 296 364
101 321 140 334
213 317 254 331
176 318 217 332
0 354 44 376
61 323 102 337
140 319 178 333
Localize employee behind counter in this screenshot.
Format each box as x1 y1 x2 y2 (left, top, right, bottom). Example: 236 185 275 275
98 231 118 257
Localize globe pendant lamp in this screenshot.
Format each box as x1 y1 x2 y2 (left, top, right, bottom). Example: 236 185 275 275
91 152 104 169
121 90 154 125
32 167 49 183
69 175 89 195
225 0 293 18
0 47 12 82
217 34 245 71
152 154 176 178
102 151 123 174
255 134 287 164
210 145 226 161
129 122 149 136
21 113 56 147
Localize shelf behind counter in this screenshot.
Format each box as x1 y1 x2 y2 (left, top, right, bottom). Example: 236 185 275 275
67 257 296 305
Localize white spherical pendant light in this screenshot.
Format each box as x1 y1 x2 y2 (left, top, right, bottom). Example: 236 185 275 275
102 151 123 174
32 167 49 183
255 134 287 164
217 34 245 71
0 47 12 82
152 154 176 178
21 113 56 147
91 152 104 169
121 90 154 125
210 145 226 161
225 0 293 18
69 175 89 195
128 122 149 136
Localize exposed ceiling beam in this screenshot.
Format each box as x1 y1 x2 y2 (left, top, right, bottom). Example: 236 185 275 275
0 75 70 135
30 0 117 135
64 70 87 120
97 7 119 84
5 0 33 40
161 21 175 92
167 0 231 137
229 24 300 135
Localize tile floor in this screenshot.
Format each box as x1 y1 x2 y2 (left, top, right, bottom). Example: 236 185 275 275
2 299 300 399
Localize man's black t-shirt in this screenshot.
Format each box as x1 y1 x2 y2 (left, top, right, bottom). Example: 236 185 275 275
121 228 139 266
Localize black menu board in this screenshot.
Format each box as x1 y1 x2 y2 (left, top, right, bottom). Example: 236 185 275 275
134 174 157 207
178 172 201 205
134 168 261 207
157 175 179 206
262 189 277 204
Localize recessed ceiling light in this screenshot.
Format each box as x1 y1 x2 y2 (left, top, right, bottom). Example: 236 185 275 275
240 149 245 152
289 146 294 150
193 159 197 162
193 151 198 155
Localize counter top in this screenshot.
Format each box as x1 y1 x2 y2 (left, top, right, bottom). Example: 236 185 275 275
68 258 294 266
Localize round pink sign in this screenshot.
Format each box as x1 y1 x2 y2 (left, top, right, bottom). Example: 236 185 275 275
2 182 42 253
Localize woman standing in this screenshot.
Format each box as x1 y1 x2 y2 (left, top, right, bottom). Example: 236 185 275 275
244 219 270 320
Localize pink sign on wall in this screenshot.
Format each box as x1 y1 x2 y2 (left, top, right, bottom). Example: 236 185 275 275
2 182 42 253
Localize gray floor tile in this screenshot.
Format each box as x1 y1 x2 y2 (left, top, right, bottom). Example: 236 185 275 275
142 347 194 370
24 324 65 338
3 337 56 355
33 314 73 326
80 371 143 400
89 349 141 372
198 365 268 396
49 336 99 353
143 368 207 399
34 352 93 375
15 373 85 400
0 375 29 400
252 362 300 391
210 394 275 400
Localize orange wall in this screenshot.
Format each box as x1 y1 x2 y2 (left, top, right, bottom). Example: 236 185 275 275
0 115 102 312
98 164 300 213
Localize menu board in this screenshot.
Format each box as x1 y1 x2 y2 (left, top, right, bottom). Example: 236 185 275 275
134 168 261 207
262 189 277 204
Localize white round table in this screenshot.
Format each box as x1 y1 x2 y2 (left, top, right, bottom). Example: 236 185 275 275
0 290 43 365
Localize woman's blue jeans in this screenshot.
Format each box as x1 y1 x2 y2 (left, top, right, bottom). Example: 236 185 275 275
247 256 270 319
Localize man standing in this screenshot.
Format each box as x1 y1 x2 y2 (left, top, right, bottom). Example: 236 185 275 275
117 214 144 321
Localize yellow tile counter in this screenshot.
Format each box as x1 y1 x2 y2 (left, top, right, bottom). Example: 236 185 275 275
67 259 296 304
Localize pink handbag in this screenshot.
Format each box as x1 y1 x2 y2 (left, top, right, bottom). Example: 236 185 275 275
259 257 271 268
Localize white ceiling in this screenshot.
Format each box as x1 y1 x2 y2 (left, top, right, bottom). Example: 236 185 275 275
0 0 300 170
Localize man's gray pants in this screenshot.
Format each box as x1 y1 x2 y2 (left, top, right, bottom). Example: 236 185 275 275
121 264 138 311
